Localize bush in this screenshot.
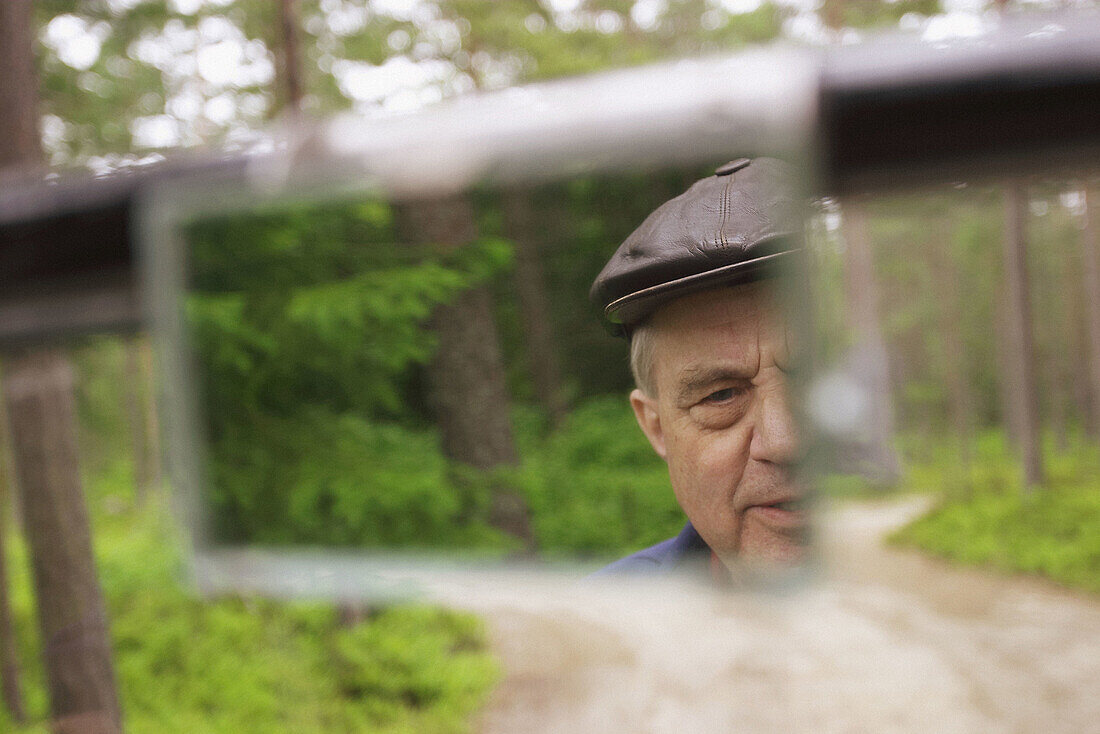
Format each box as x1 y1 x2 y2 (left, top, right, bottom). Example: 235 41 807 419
517 396 684 558
202 394 684 559
889 432 1100 595
208 409 515 552
0 496 499 734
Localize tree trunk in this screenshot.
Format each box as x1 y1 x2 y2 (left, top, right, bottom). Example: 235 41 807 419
1 3 122 732
1066 253 1096 438
1001 183 1044 490
841 199 902 483
996 289 1023 448
501 189 567 428
399 196 534 549
1080 188 1100 438
0 1 41 172
0 386 26 723
3 352 121 734
277 0 304 115
1029 209 1064 452
1055 199 1093 439
0 2 37 723
934 221 975 466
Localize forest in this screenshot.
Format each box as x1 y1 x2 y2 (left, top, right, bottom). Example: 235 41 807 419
1 1 1098 732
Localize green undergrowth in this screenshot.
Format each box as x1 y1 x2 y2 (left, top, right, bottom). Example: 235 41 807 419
888 431 1100 595
516 396 683 558
0 491 499 734
204 394 685 559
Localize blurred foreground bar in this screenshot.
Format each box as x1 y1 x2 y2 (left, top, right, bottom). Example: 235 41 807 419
820 13 1100 195
0 170 138 348
1 11 1098 347
0 158 245 348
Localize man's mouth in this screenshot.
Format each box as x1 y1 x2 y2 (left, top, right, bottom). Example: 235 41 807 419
744 496 808 531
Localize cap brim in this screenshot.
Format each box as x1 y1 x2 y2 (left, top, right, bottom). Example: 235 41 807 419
603 249 802 328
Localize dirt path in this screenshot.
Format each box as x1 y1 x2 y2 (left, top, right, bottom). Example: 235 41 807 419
472 496 1100 734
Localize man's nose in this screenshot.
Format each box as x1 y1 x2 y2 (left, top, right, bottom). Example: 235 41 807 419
748 379 802 466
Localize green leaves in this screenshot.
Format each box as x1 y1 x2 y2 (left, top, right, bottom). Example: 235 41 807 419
185 200 524 548
1 483 499 733
331 606 498 728
187 201 514 422
890 432 1100 594
517 397 683 557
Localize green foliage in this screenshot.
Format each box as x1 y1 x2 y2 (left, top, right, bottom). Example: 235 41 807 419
66 330 681 558
203 391 677 556
187 202 513 424
186 202 519 547
71 337 132 476
208 409 517 551
35 0 276 164
32 0 798 168
0 489 499 734
830 0 942 30
207 392 684 557
181 186 701 554
889 432 1100 595
819 429 1100 594
517 397 684 557
892 487 1100 595
490 170 711 400
331 607 498 728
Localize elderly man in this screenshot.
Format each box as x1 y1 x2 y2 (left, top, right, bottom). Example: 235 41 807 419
590 157 807 580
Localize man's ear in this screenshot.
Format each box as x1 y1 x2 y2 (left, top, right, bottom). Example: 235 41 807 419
630 389 667 460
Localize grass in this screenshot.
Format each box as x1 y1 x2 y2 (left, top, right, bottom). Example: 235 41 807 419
890 486 1100 594
886 431 1100 595
0 480 499 733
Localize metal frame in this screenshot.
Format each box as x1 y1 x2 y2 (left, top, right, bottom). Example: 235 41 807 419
1 10 1099 599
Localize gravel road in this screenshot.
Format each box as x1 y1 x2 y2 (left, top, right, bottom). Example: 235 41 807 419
470 497 1100 734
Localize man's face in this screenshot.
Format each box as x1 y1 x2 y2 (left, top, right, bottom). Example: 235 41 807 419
629 282 806 570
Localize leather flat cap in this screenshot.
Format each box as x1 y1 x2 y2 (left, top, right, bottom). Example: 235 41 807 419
590 157 802 332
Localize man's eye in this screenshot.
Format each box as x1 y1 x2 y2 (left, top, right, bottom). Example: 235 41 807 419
702 387 738 404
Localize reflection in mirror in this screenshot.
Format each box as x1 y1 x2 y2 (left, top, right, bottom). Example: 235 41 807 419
806 178 1100 593
181 165 799 567
174 160 1100 597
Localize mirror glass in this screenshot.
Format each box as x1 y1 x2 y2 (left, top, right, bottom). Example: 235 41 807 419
170 155 1099 596
806 177 1100 592
179 163 799 566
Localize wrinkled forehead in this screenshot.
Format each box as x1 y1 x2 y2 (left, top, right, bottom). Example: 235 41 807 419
649 282 793 380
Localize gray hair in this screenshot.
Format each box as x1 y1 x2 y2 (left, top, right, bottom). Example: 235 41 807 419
629 322 658 397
